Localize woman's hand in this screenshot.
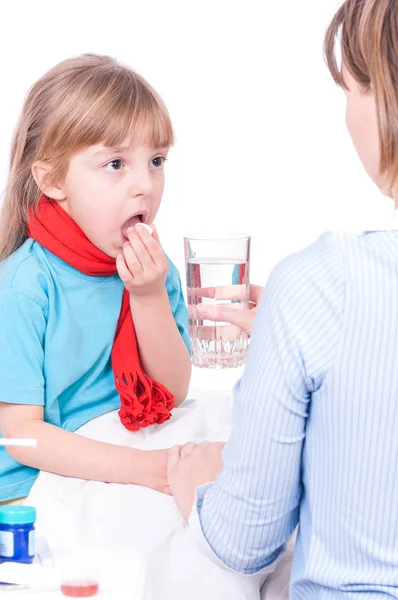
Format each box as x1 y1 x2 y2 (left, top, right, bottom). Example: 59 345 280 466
167 441 225 521
196 284 264 335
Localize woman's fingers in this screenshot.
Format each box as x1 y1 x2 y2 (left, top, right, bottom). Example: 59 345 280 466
180 442 197 458
249 284 264 304
167 445 181 474
196 304 256 333
187 284 264 334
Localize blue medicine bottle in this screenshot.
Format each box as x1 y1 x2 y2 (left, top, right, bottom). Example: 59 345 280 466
0 506 36 564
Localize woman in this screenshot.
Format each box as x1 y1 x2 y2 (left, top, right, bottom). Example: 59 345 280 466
168 0 398 597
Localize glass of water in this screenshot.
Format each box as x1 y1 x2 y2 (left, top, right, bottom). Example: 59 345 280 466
184 233 251 368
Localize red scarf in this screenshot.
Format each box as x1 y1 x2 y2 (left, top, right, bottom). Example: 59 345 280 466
28 195 174 431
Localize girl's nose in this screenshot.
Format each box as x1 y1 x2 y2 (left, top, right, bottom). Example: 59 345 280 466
130 168 153 197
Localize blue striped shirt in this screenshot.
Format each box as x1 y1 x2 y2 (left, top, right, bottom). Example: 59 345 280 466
194 229 398 598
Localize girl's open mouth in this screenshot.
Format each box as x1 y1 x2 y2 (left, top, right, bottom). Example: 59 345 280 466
121 214 143 241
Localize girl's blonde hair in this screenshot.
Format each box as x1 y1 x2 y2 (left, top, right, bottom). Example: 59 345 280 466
0 53 174 260
325 0 398 185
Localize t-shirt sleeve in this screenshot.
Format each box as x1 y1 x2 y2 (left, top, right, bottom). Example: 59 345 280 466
165 259 191 353
0 288 46 406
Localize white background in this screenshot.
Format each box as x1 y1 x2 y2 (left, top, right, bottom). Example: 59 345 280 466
0 0 393 286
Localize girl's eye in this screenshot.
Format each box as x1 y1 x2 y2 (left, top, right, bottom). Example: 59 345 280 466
104 159 124 172
151 156 167 168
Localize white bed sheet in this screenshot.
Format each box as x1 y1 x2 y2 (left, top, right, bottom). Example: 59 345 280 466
23 369 293 599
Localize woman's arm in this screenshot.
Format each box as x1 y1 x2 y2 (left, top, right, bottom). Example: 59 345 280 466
169 243 345 573
169 275 307 571
0 403 170 493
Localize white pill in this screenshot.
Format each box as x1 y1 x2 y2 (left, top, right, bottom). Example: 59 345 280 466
137 223 153 235
136 223 153 235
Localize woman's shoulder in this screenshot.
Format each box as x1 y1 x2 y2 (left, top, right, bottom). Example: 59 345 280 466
272 231 345 284
263 231 352 319
0 239 50 309
268 228 386 310
282 229 393 276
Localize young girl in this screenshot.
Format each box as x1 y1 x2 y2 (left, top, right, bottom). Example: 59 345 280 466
0 53 192 504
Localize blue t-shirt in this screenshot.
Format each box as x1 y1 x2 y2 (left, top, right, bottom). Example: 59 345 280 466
0 239 190 502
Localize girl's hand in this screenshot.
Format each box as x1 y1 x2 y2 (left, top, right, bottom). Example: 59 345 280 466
116 223 169 298
141 448 172 495
167 441 225 521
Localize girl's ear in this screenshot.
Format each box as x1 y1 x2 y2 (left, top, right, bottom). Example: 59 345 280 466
31 161 66 201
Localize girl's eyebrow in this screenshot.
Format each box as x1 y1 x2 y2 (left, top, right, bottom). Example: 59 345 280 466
93 146 131 157
93 145 169 157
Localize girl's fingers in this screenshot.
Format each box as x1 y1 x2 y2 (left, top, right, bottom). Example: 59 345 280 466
116 254 134 287
123 241 142 274
134 223 164 266
126 228 154 269
147 222 160 243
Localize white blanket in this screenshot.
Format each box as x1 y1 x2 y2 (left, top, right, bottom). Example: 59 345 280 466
26 377 293 599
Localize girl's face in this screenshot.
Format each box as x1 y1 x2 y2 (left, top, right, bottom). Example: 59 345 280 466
343 64 392 197
54 138 168 258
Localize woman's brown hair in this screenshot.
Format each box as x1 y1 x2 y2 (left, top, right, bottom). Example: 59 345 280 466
325 0 398 184
0 53 174 261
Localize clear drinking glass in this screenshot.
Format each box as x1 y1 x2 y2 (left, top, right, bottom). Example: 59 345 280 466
184 233 251 368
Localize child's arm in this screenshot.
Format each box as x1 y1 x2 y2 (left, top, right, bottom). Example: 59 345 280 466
130 290 191 405
0 402 169 493
117 224 191 406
